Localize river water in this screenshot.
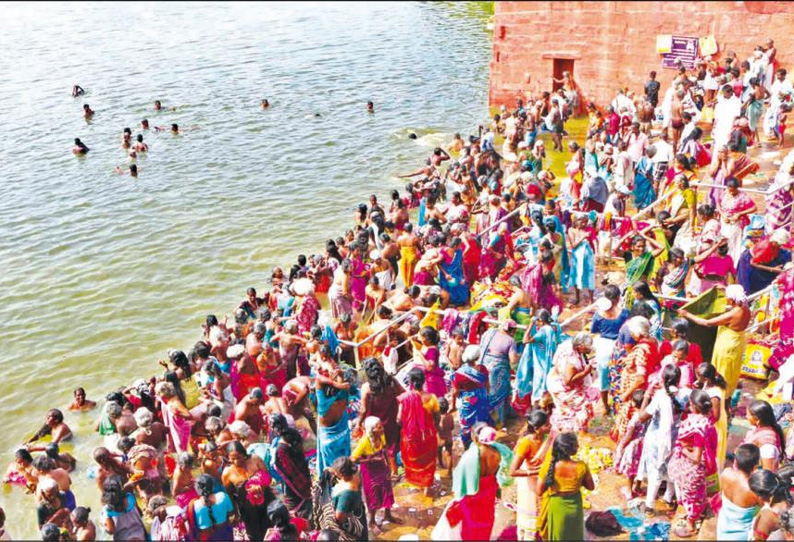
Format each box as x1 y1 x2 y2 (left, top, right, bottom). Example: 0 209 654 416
0 1 492 536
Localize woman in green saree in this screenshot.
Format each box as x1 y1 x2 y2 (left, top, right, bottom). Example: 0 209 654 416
618 230 666 310
537 432 594 541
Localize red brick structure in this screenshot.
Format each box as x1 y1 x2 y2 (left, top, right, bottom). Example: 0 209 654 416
489 1 794 108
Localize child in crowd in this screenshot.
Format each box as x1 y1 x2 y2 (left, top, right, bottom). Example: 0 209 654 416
437 398 455 476
614 389 649 500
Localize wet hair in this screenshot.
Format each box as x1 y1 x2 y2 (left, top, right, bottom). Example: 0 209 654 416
44 444 61 461
15 448 33 463
632 281 659 307
331 456 357 478
604 284 621 302
73 506 91 524
364 358 389 393
735 443 760 474
749 400 786 456
408 367 426 390
196 474 218 527
136 134 144 143
169 349 191 378
101 475 127 511
526 409 549 434
32 456 54 473
194 340 212 359
267 499 298 538
544 432 578 489
40 523 61 542
749 469 791 504
696 362 726 389
206 315 219 328
689 389 713 415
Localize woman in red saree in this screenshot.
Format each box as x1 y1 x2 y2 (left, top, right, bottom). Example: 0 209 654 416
611 317 656 443
668 390 718 538
396 367 439 496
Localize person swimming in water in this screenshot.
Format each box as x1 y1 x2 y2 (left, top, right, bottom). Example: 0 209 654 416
115 164 139 177
72 85 85 97
367 101 374 113
72 138 89 155
132 134 148 152
261 99 270 109
68 388 96 412
83 104 94 119
141 119 149 130
154 100 162 111
121 128 132 149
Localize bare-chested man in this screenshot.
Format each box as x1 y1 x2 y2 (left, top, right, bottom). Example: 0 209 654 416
233 388 264 438
637 98 655 134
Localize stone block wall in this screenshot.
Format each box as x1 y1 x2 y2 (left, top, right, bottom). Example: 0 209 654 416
489 1 794 107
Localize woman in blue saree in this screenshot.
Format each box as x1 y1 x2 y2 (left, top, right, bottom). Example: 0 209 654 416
633 146 657 210
314 374 352 476
451 345 492 447
439 239 470 306
514 310 562 416
478 321 519 428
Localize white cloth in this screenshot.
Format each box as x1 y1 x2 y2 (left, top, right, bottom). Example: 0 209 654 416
651 139 673 164
713 96 742 149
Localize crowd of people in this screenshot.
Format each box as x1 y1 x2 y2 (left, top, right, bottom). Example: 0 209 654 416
5 40 794 542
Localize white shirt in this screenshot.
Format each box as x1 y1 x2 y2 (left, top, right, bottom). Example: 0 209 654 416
771 78 794 107
651 139 673 163
680 121 696 145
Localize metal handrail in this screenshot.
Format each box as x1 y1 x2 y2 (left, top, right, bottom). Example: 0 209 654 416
336 310 414 348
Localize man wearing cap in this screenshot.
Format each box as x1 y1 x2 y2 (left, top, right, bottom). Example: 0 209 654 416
233 388 265 438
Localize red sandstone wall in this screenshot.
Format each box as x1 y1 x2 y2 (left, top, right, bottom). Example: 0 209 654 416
489 1 794 108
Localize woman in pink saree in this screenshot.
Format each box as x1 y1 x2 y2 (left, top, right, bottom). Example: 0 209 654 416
546 333 597 433
668 390 718 538
718 177 757 265
156 381 193 454
348 246 370 313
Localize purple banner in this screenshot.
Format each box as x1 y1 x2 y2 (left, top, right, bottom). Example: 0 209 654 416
662 36 699 69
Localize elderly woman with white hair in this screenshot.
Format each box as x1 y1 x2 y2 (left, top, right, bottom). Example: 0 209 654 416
611 317 657 443
156 381 194 454
451 344 492 447
546 332 597 433
679 284 752 397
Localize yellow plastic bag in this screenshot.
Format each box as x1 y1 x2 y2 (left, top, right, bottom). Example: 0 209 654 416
741 342 771 380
